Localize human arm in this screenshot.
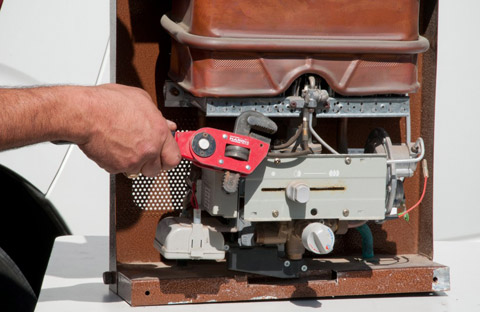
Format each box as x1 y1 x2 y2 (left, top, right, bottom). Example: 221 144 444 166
0 83 181 176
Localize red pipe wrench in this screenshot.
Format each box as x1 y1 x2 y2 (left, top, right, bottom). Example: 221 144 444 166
174 128 269 175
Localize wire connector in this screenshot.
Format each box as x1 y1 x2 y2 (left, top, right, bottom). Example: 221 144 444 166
422 159 429 178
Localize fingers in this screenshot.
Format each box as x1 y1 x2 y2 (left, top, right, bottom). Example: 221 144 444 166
140 120 181 177
140 156 162 177
159 128 182 171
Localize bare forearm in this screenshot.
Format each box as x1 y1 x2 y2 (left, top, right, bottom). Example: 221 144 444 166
0 86 89 150
0 84 181 176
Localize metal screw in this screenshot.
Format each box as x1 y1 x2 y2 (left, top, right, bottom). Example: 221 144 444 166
343 209 350 217
345 157 352 165
246 165 251 170
284 260 291 267
272 210 279 218
169 87 180 96
222 134 228 139
219 159 224 164
301 265 308 272
223 245 230 251
274 158 281 165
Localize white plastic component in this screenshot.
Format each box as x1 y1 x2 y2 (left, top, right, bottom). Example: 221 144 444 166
286 181 310 204
154 217 225 260
301 223 335 254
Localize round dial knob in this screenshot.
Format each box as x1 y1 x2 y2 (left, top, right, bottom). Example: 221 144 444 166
301 223 335 254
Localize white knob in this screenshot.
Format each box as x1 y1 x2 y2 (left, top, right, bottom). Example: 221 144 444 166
286 181 310 204
198 138 210 150
301 223 335 254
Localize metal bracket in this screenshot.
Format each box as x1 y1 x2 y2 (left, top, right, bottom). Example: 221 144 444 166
164 81 410 118
227 246 306 278
432 267 450 292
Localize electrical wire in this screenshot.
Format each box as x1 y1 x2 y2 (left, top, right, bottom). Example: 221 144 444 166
398 159 429 218
267 148 313 158
398 177 428 218
190 182 199 210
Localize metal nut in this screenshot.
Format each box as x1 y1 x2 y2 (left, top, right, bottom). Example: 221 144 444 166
343 209 350 217
272 210 279 218
345 157 352 165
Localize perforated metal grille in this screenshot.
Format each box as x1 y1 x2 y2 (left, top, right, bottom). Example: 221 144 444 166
358 60 402 69
132 159 191 210
212 58 263 70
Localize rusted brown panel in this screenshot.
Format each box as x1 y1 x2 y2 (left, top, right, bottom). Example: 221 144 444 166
164 0 426 97
185 0 419 41
118 255 444 306
173 51 420 97
407 0 438 260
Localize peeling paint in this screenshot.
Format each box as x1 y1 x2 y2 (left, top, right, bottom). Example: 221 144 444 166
250 296 278 300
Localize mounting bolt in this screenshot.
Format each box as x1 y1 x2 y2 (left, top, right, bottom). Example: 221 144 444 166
345 157 352 165
272 210 279 218
274 158 281 165
169 87 180 97
284 260 291 267
246 165 251 170
219 159 224 164
343 209 350 217
222 134 228 139
223 245 230 251
301 265 308 272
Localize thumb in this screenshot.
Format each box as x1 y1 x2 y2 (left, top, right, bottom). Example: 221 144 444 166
166 119 177 131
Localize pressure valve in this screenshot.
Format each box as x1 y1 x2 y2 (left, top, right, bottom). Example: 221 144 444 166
301 223 335 254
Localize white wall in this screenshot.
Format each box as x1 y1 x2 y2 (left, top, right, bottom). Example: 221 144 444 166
434 0 480 241
0 0 111 235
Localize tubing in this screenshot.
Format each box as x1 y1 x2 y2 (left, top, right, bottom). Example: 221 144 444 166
355 224 374 260
308 112 339 154
271 124 302 150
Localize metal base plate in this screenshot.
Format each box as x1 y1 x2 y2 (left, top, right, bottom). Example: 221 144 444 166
114 254 449 306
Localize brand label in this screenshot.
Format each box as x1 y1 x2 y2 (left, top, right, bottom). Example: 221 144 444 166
229 135 250 146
